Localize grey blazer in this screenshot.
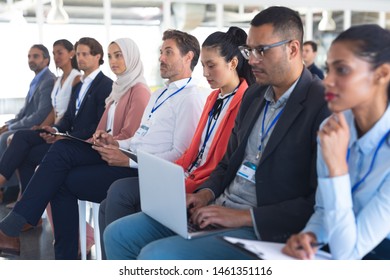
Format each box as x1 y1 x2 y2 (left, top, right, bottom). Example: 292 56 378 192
6 68 56 130
198 67 331 242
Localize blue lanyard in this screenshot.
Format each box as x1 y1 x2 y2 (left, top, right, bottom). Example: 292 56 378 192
256 101 285 159
148 77 192 119
188 95 233 171
76 82 92 112
349 129 390 193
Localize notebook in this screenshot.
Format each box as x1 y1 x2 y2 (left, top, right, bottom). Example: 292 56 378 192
138 150 228 239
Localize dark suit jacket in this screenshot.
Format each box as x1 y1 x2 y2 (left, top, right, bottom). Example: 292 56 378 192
6 68 56 130
54 71 113 139
308 63 324 80
198 68 330 242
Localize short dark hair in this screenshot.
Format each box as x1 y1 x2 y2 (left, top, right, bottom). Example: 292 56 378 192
250 6 304 45
162 29 200 71
75 37 104 65
31 44 50 66
303 41 318 52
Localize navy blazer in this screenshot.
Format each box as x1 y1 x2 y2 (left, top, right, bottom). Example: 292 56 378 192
198 68 331 242
54 71 113 139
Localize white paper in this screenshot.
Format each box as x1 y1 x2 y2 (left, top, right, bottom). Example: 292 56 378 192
222 236 332 260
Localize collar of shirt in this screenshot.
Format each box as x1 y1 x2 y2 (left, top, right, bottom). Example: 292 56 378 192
33 66 49 81
80 68 101 84
263 77 300 109
164 77 197 91
30 66 49 87
348 104 390 155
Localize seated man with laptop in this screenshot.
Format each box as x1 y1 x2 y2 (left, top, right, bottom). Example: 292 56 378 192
103 6 331 260
137 150 229 240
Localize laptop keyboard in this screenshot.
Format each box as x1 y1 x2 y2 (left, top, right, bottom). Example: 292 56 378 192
187 221 218 233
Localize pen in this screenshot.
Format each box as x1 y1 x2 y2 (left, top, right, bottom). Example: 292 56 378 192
295 242 324 250
96 129 111 140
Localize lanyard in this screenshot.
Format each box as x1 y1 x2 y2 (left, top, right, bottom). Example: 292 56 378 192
148 77 192 119
53 83 61 113
187 94 233 173
350 129 390 193
76 82 92 113
256 101 285 160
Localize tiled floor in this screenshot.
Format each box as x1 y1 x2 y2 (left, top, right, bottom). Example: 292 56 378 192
0 197 55 260
0 187 96 260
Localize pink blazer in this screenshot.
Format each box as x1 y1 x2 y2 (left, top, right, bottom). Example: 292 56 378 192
96 83 150 140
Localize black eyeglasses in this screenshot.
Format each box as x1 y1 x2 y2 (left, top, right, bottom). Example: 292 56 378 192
238 39 292 60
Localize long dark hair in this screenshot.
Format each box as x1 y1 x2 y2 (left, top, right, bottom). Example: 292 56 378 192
333 24 390 99
202 26 255 85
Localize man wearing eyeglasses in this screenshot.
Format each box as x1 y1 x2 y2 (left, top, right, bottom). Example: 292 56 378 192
104 6 331 260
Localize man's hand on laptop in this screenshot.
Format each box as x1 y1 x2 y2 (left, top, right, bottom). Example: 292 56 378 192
186 189 214 210
189 205 253 229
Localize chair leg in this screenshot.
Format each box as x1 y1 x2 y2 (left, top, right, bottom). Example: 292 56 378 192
92 202 102 260
78 200 87 260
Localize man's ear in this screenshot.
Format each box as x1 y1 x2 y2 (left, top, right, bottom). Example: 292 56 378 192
289 40 300 59
186 51 194 64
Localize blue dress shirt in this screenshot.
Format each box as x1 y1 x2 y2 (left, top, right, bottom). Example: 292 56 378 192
304 105 390 259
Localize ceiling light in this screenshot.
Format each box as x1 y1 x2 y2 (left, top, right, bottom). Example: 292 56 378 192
47 0 69 24
318 11 336 31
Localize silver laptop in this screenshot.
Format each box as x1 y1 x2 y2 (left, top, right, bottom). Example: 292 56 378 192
138 150 227 239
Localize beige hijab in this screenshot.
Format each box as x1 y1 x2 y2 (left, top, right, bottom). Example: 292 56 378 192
105 38 148 105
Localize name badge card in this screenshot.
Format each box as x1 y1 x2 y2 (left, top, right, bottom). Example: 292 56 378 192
136 119 153 137
237 161 257 183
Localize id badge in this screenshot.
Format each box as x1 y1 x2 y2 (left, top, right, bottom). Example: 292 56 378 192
136 119 152 136
237 161 257 183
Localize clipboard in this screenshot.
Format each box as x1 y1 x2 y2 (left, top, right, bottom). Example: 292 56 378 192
52 131 93 146
119 148 138 162
220 236 332 260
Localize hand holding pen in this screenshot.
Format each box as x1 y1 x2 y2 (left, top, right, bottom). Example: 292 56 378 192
92 129 114 146
282 232 323 260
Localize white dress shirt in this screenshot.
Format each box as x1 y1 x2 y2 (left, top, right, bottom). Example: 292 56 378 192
75 68 100 115
51 69 81 122
118 77 208 167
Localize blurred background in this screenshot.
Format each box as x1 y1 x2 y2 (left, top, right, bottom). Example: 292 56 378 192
1 0 390 121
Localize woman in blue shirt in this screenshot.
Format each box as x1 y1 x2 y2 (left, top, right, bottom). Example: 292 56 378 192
283 24 390 260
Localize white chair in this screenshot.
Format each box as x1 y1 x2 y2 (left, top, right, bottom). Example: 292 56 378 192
78 200 102 260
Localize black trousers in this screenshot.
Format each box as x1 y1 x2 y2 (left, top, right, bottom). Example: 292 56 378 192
98 177 141 259
0 129 51 192
363 239 390 260
12 139 138 259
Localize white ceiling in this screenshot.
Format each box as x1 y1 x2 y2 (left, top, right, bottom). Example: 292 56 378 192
0 0 389 28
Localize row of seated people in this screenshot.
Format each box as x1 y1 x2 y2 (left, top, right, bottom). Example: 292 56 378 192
0 23 254 259
1 5 390 260
101 8 390 261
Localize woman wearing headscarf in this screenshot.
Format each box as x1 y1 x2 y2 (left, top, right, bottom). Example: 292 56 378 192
0 38 150 259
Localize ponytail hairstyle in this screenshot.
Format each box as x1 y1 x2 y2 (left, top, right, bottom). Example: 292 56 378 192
202 26 255 85
333 24 390 99
53 39 78 70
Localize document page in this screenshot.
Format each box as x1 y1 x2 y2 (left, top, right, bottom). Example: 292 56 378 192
222 236 332 260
